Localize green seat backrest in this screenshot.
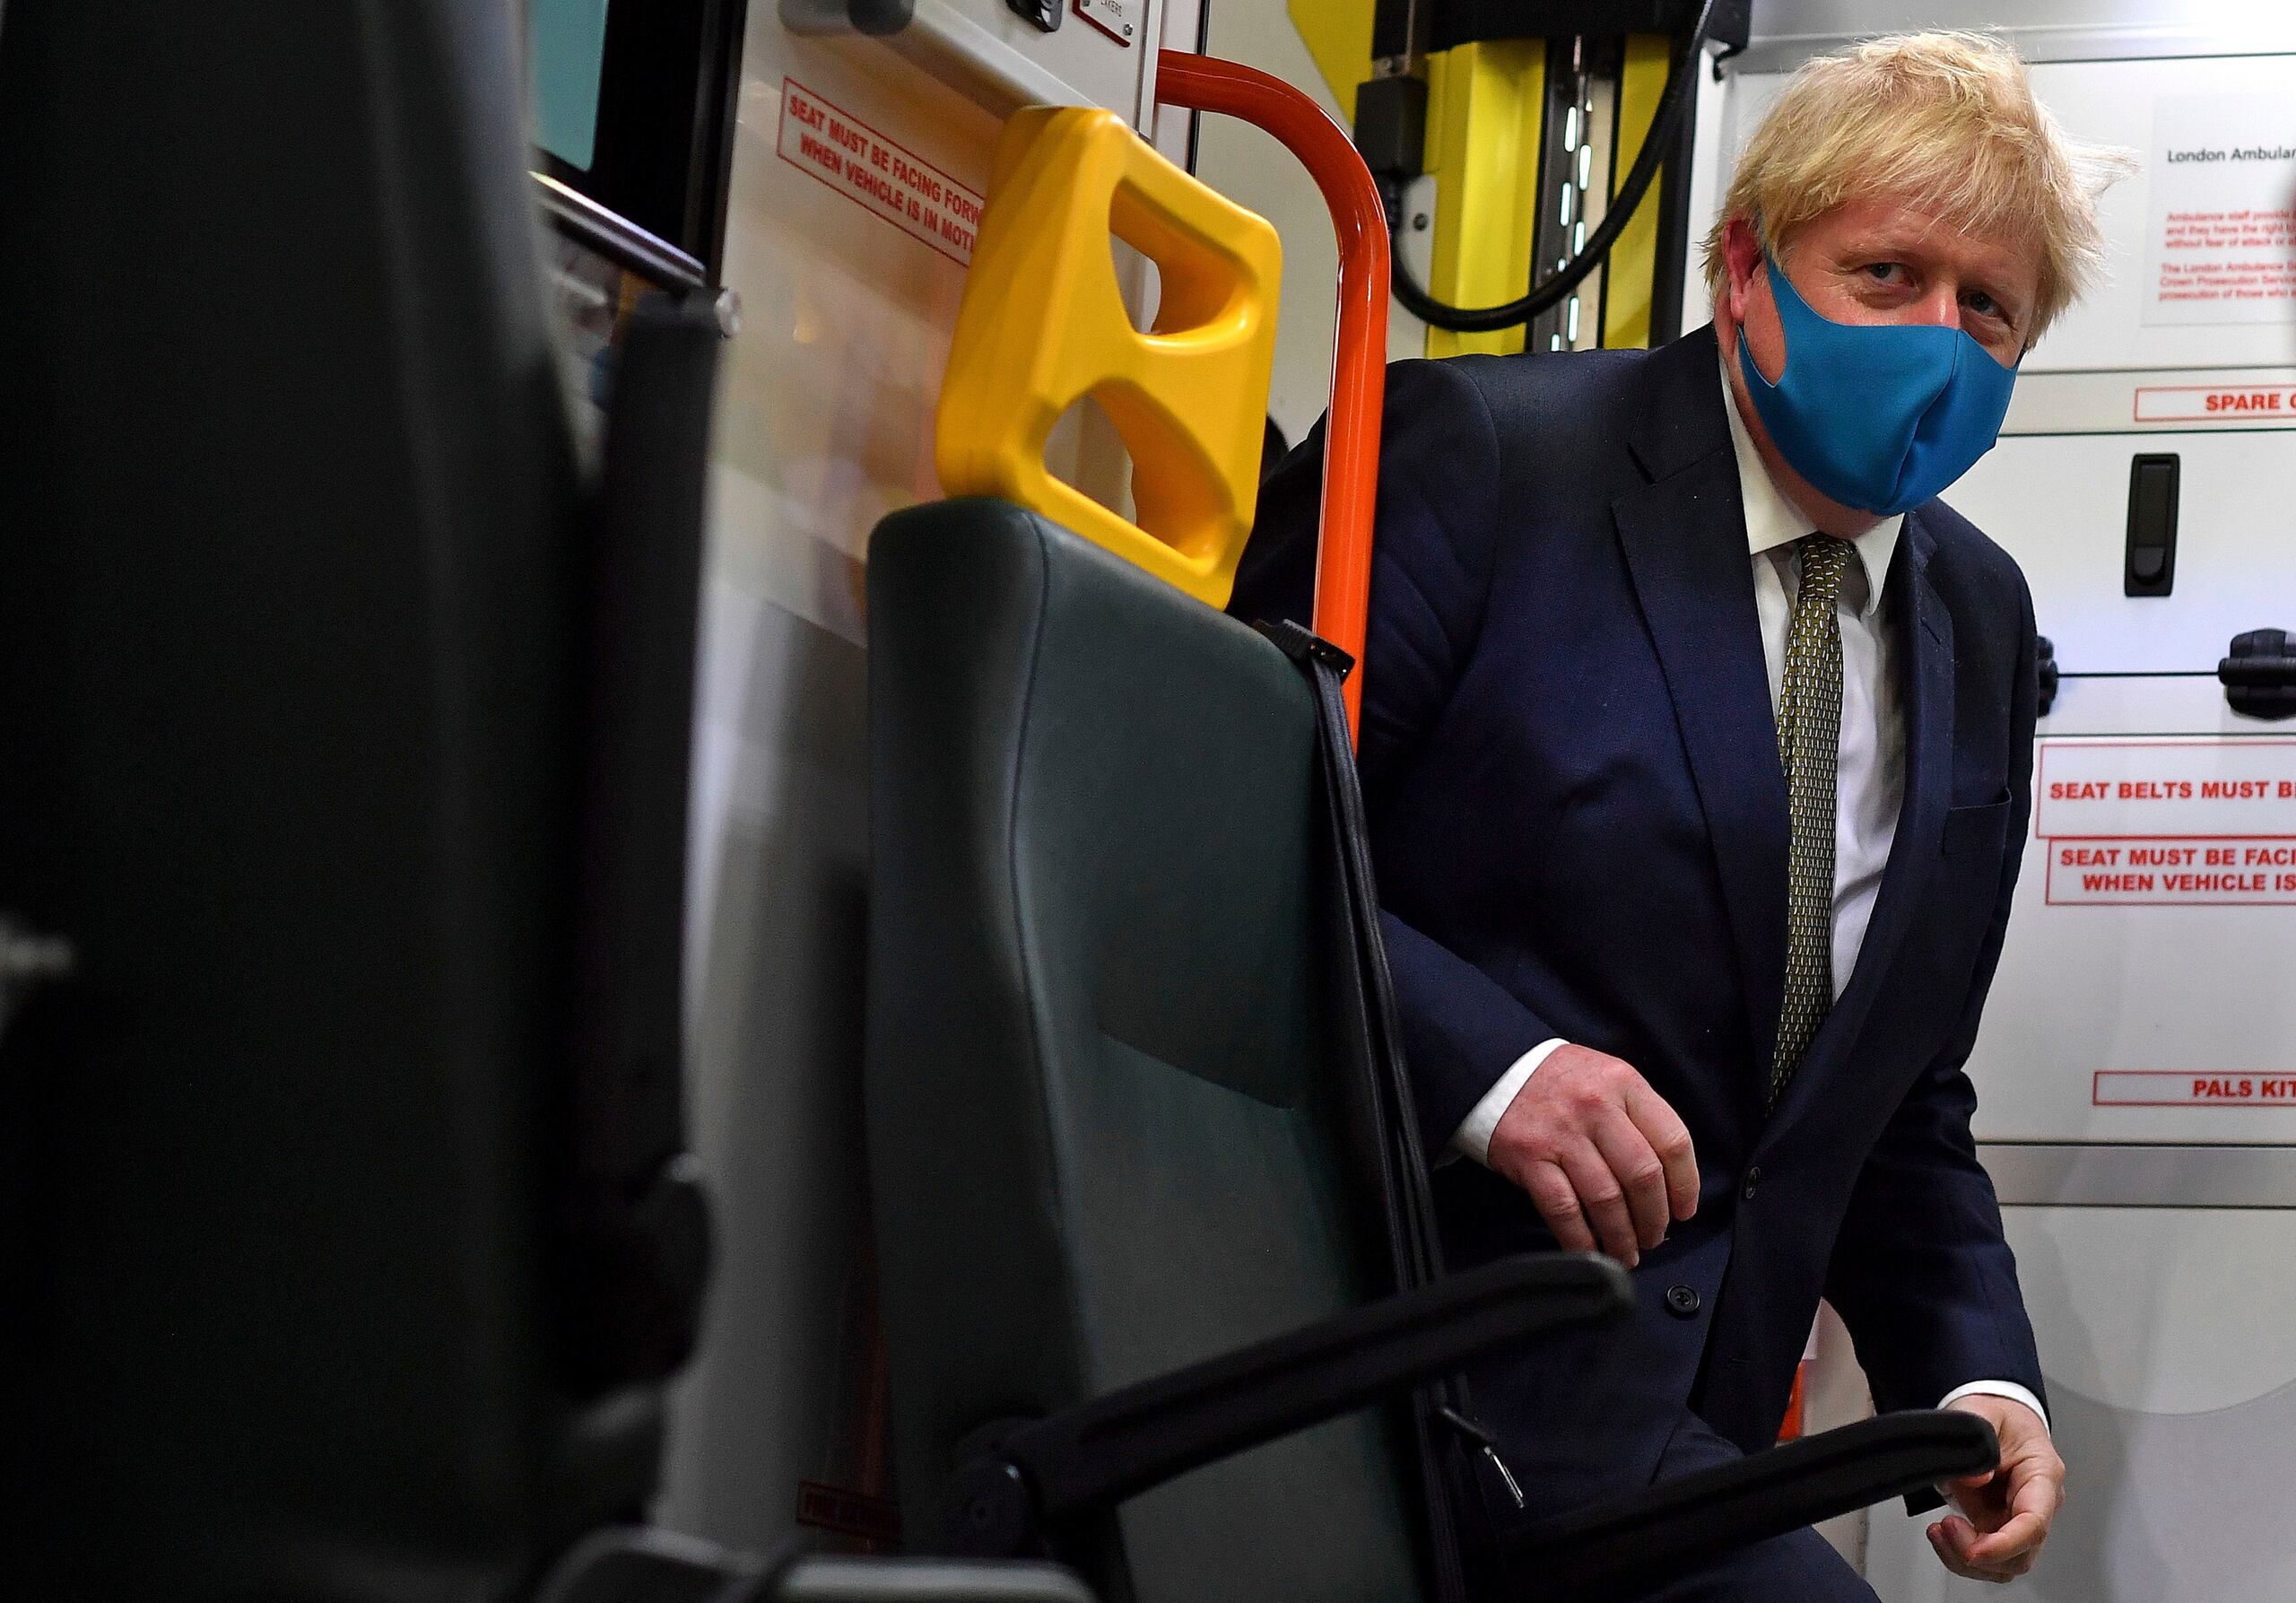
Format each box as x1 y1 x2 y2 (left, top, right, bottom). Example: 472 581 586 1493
865 501 1428 1603
0 3 659 1595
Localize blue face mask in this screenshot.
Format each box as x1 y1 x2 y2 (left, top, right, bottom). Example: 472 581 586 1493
1736 251 2018 516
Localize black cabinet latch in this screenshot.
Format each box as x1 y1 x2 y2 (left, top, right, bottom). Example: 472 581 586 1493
2221 630 2296 720
2036 634 2059 718
2125 454 2179 597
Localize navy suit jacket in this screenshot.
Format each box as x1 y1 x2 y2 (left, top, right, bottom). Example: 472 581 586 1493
1231 325 2046 1516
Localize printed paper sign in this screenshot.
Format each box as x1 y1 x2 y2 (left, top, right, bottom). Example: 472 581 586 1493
778 80 983 266
2144 96 2296 326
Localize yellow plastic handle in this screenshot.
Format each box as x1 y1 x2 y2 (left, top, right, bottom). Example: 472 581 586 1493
935 107 1282 610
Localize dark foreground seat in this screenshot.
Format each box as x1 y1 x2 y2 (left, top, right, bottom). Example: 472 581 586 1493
864 501 1998 1601
0 4 1084 1601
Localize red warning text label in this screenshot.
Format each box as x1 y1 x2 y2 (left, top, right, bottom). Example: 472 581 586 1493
2135 384 2296 423
2036 739 2296 838
778 80 983 266
2048 838 2296 904
2096 1071 2296 1107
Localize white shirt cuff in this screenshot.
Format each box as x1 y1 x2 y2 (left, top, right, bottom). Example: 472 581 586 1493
1448 1039 1570 1165
1938 1380 2048 1435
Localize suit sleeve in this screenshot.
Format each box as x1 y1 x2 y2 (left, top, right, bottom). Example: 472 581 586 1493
1822 571 2048 1416
1231 360 1561 1155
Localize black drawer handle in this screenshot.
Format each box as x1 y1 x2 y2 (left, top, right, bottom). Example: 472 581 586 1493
2222 629 2296 721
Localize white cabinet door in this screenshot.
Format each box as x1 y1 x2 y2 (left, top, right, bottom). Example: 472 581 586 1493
1865 1207 2296 1603
1943 431 2296 1145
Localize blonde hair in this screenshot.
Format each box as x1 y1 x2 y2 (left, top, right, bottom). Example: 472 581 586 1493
1700 31 2134 339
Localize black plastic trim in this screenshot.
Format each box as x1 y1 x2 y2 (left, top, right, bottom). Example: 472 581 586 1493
1506 1410 1999 1599
536 174 710 295
534 0 752 277
947 1254 1632 1554
1428 0 1748 53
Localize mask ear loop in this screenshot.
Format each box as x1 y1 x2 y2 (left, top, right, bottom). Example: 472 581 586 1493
1969 330 2025 375
1738 221 1796 393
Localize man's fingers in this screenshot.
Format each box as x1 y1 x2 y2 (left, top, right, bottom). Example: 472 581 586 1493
1926 1522 1974 1580
1622 1080 1700 1220
1489 1050 1693 1264
1588 1111 1672 1250
1556 1144 1643 1266
1938 1516 1989 1564
1935 1508 2045 1578
1519 1160 1597 1254
1932 1411 2061 1580
1965 1510 2050 1568
1927 1523 2018 1584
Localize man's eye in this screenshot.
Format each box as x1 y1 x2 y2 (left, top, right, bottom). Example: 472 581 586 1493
1966 289 2002 318
1863 262 1907 285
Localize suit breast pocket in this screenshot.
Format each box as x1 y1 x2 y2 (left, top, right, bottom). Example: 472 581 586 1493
1904 797 2016 1039
1941 796 2013 863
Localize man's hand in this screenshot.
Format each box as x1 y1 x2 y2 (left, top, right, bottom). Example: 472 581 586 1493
1484 1044 1698 1267
1929 1394 2065 1583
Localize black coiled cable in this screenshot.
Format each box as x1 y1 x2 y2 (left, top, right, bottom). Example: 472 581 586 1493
1389 0 1718 335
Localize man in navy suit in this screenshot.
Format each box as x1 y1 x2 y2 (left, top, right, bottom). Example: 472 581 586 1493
1234 33 2130 1600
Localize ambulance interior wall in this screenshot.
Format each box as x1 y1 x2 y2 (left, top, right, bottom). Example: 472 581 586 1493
650 0 1231 1556
657 5 984 1546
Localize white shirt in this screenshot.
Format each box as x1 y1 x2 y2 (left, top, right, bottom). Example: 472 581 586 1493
1446 356 2043 1431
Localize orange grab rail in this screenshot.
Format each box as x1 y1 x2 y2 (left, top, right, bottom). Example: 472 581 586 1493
1155 51 1390 744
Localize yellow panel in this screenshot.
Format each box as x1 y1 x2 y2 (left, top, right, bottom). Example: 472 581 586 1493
1286 0 1379 125
935 108 1283 611
1422 40 1544 359
1602 34 1672 350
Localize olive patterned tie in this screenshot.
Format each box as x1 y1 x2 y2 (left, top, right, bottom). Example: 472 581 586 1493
1769 535 1854 1111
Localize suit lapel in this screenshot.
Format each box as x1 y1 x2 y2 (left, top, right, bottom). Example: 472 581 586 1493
1764 512 1954 1138
1613 329 1791 1075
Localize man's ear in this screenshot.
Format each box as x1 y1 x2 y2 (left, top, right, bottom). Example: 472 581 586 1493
1721 215 1764 323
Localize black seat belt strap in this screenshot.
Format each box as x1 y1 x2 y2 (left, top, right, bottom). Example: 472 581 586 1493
556 294 725 1393
1257 618 1503 1603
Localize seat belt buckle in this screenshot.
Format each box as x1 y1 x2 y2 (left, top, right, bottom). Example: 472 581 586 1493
1438 1403 1525 1509
1251 617 1357 680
